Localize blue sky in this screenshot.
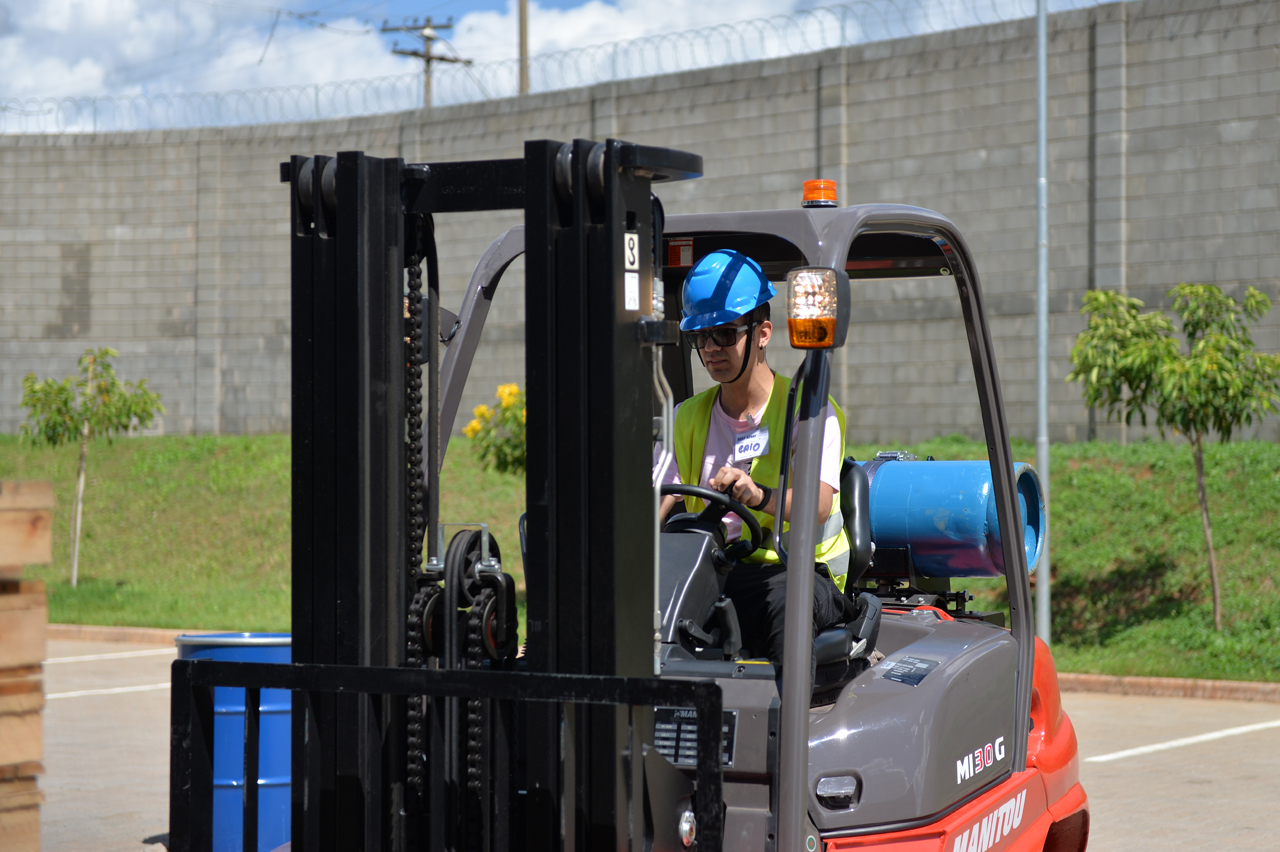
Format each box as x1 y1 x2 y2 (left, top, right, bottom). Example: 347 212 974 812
0 0 1054 102
0 0 812 100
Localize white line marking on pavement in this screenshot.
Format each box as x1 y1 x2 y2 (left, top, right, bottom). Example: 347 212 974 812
46 682 172 700
1085 719 1280 763
46 648 177 664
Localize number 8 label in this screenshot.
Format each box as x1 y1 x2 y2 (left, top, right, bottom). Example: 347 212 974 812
624 233 639 271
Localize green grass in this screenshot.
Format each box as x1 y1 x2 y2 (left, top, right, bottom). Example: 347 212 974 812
0 435 525 633
6 432 1279 681
0 434 291 630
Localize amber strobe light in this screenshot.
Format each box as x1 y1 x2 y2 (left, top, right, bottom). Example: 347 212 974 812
802 179 837 208
787 267 842 348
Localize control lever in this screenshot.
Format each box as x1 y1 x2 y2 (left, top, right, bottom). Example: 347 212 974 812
848 592 882 659
677 619 720 649
713 596 743 660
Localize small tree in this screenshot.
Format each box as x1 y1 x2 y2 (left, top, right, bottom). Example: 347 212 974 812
20 348 164 588
1068 285 1280 630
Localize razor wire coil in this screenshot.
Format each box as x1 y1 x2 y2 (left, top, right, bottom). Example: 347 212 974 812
1 0 1108 134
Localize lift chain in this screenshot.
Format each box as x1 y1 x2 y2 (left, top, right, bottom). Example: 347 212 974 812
405 583 435 797
406 247 426 575
464 585 496 848
405 241 429 801
406 585 428 669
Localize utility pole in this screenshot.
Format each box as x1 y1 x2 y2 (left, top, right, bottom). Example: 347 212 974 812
518 0 529 94
381 16 470 109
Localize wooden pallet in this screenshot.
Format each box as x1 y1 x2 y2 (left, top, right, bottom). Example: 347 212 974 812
0 482 52 852
0 482 53 579
0 771 41 851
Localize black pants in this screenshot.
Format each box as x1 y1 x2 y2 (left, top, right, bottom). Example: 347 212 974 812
723 563 845 687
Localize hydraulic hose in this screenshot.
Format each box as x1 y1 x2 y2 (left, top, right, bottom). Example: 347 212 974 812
652 347 675 676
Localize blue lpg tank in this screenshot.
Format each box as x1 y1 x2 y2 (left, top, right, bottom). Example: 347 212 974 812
860 456 1045 578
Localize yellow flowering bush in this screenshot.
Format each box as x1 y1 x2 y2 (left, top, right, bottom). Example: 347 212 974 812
463 383 527 474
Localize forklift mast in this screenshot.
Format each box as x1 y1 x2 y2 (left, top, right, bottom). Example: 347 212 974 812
278 140 709 852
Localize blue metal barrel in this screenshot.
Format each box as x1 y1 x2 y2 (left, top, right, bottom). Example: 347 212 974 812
176 633 291 852
860 459 1045 578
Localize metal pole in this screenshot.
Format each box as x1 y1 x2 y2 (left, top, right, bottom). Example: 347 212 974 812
777 351 828 852
1034 0 1051 647
518 0 529 94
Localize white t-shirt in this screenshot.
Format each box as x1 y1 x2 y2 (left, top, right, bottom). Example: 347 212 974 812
655 387 842 541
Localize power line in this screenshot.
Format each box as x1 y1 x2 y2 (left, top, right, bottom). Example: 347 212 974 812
173 26 386 89
64 13 377 98
380 15 469 108
437 37 490 99
259 10 283 63
181 0 372 34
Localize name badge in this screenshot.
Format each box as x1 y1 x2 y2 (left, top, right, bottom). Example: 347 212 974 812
734 426 769 462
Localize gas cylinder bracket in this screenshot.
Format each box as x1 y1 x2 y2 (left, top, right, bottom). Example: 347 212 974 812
637 317 679 346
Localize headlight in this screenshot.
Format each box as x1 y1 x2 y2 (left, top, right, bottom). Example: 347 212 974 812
816 774 860 810
785 267 850 350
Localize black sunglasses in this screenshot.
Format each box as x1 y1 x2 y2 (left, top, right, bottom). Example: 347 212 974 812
684 321 757 350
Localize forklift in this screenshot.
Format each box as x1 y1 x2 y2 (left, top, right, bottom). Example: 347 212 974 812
169 138 1089 852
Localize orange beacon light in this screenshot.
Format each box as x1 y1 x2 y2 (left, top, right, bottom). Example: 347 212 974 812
802 179 837 208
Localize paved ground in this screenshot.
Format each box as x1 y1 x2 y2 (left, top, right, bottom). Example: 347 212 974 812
43 639 174 852
1065 691 1280 850
39 639 1280 851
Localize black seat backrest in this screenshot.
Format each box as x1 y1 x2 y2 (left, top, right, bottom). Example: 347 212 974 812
519 512 528 567
839 457 874 586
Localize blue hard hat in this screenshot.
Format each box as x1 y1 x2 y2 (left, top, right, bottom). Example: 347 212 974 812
679 250 777 331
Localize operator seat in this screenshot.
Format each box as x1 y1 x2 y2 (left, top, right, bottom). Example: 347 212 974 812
839 457 874 586
812 457 877 662
811 459 880 696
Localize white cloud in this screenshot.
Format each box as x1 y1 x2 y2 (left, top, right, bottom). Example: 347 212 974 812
451 0 799 64
0 0 1064 110
1 0 816 116
0 0 416 101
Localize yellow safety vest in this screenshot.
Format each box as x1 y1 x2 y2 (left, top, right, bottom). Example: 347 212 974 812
673 374 850 591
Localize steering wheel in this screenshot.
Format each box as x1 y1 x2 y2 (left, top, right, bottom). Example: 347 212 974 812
660 483 764 562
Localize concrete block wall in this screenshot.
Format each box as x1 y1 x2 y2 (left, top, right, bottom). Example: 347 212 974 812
1 0 1276 445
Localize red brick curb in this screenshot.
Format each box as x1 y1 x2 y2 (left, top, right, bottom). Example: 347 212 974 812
48 623 191 645
1058 672 1280 703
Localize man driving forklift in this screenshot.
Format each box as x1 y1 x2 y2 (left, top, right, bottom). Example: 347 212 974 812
655 249 851 685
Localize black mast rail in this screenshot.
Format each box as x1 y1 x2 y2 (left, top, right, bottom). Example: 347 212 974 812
287 151 407 852
402 159 525 214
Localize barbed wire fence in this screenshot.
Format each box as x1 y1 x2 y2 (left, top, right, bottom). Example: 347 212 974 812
1 0 1104 134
